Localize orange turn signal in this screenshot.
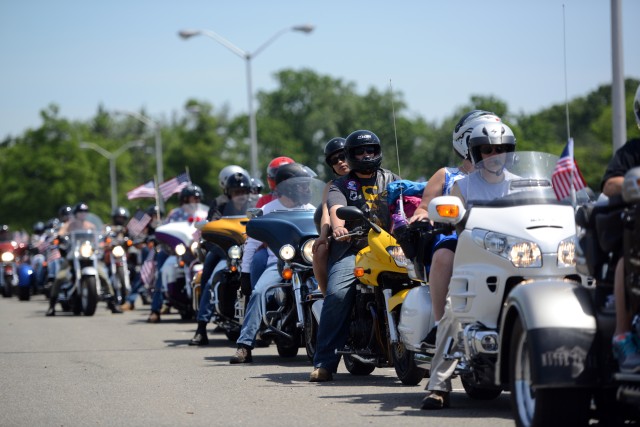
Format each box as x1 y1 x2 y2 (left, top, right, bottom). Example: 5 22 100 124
281 268 293 280
230 265 238 272
354 267 365 278
436 204 459 218
179 260 185 268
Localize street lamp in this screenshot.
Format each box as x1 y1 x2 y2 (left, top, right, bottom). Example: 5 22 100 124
178 24 315 179
80 140 145 212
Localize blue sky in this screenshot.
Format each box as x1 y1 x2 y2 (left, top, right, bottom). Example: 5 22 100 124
1 0 639 140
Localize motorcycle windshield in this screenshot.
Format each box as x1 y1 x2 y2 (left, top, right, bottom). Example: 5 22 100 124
181 203 210 221
459 151 592 207
246 210 318 255
219 194 258 217
274 177 326 210
70 229 100 250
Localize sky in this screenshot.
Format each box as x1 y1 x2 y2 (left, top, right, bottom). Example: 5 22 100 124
1 0 639 140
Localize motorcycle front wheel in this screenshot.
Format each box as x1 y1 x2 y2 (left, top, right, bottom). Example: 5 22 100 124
304 304 317 361
344 355 375 376
509 316 590 427
80 276 98 316
392 340 427 386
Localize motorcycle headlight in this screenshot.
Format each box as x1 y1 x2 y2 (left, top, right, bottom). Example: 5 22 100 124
228 245 242 260
279 244 295 261
387 245 409 267
112 245 125 258
473 229 542 268
190 241 199 256
1 252 14 262
301 239 315 264
79 241 94 258
557 237 576 267
175 244 186 256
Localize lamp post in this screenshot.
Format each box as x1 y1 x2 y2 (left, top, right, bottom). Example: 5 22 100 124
80 140 145 212
178 24 314 179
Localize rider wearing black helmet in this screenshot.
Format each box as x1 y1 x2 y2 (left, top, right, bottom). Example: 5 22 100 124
310 130 399 382
58 205 73 223
111 207 130 227
179 184 203 205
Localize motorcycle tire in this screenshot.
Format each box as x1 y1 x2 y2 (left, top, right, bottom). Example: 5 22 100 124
391 340 427 386
80 276 98 316
224 329 240 343
2 277 12 298
17 286 30 301
344 355 375 376
304 304 318 361
509 316 590 427
460 375 502 400
276 341 299 358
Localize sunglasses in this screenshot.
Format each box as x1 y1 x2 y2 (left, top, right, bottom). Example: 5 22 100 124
352 146 378 156
479 145 508 155
329 153 346 166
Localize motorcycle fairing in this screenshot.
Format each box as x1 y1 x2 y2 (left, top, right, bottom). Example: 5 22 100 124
201 217 248 252
155 222 196 248
246 210 317 257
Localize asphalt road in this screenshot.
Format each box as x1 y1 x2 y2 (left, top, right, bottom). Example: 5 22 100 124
0 295 516 426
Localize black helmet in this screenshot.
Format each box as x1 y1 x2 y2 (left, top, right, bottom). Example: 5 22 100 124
275 163 314 205
250 177 264 194
111 206 130 226
73 202 89 215
145 204 164 218
33 221 46 235
224 172 251 196
344 130 382 173
179 184 203 204
324 137 346 166
58 205 72 220
46 218 60 230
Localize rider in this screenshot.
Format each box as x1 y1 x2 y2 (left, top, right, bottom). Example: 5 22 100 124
310 130 399 381
147 184 204 323
421 121 517 409
257 156 295 208
229 163 316 363
601 84 640 373
189 172 253 345
312 137 350 295
409 111 502 347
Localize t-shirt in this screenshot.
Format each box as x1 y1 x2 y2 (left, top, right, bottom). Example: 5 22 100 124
600 138 640 191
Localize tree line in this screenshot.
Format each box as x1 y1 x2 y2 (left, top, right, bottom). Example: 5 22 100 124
1 69 638 230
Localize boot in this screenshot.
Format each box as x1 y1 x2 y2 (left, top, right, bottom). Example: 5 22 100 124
107 299 123 314
45 305 55 317
189 321 209 346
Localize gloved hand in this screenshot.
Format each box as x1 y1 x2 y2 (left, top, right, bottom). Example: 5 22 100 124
240 272 252 297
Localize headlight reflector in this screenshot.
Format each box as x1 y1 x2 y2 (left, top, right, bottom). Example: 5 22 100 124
112 245 125 258
473 229 542 268
228 245 242 260
301 239 315 264
175 244 186 256
1 252 14 262
557 237 576 267
79 242 94 258
387 245 409 267
279 244 295 261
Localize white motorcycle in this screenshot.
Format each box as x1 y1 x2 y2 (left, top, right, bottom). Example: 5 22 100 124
398 152 591 401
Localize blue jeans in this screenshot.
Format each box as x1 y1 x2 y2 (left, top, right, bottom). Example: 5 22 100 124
126 246 150 305
313 253 357 373
151 250 170 313
196 258 227 322
236 262 279 348
250 246 268 288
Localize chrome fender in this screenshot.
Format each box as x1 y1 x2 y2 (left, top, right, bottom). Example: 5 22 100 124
498 279 598 388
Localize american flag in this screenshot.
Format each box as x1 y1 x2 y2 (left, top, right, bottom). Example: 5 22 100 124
127 180 156 200
140 249 156 287
127 210 151 237
160 173 191 201
552 138 587 201
46 246 61 262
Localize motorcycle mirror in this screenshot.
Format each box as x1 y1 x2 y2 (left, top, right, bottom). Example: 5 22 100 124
246 208 264 219
336 206 365 221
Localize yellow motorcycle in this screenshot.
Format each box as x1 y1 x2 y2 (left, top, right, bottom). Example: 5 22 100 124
335 206 427 384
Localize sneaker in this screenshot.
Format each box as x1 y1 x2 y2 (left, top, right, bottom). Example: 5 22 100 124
229 346 252 364
189 333 209 346
120 302 134 311
421 390 450 410
612 332 640 374
309 367 333 382
421 325 438 348
147 312 160 323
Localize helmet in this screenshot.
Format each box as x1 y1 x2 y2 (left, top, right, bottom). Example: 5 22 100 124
146 204 164 219
224 172 251 196
58 205 72 220
250 177 264 194
218 165 250 189
73 202 89 215
468 122 516 166
46 218 60 230
179 184 203 204
634 84 640 128
33 221 46 235
344 130 382 173
452 110 502 160
111 206 130 226
324 137 346 166
266 156 295 190
275 163 313 205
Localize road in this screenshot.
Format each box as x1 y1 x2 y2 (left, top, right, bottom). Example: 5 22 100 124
0 295 516 426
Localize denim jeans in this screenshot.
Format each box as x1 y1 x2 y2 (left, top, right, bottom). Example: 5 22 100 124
150 250 170 313
126 246 150 305
313 253 357 373
196 258 227 322
236 262 279 348
250 246 269 288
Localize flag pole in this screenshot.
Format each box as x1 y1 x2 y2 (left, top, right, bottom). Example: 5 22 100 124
153 176 162 221
562 5 577 207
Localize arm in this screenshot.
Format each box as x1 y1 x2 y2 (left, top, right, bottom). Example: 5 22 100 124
602 176 624 198
409 168 446 223
450 182 465 205
312 182 332 253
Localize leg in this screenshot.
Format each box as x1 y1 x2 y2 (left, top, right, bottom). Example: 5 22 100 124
611 257 640 372
250 246 268 288
312 243 329 296
190 259 226 345
148 250 169 322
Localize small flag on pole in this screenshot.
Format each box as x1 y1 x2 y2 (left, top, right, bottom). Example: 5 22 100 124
140 249 156 288
127 210 151 237
127 180 156 200
159 173 191 201
551 138 587 201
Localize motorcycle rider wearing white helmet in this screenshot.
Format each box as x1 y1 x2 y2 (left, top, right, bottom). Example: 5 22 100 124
410 110 502 348
421 121 518 410
601 84 640 373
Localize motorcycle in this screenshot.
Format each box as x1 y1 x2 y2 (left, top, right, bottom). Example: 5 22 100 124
500 165 640 426
422 152 592 411
103 227 133 305
154 203 209 320
241 176 324 358
1 239 28 298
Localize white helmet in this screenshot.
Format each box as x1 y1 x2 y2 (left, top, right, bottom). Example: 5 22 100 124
218 165 250 189
452 110 502 159
468 122 516 166
634 84 640 128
